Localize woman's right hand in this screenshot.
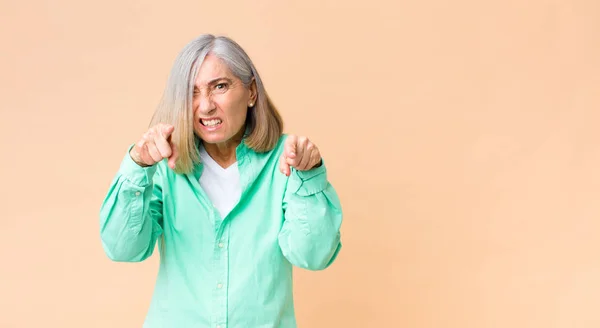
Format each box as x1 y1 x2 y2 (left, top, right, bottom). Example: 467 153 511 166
130 123 179 169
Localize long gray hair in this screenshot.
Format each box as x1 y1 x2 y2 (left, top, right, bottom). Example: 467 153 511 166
150 34 283 174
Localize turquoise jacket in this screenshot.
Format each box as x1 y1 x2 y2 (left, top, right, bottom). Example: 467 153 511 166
99 134 343 328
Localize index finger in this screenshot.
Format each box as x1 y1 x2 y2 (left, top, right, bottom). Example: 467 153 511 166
160 124 175 139
285 135 297 158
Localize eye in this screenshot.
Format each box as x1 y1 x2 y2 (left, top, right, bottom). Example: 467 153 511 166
214 83 228 91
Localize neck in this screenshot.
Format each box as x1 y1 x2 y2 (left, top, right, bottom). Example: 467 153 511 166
202 127 245 168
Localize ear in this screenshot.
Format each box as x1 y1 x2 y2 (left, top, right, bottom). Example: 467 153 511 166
248 78 257 106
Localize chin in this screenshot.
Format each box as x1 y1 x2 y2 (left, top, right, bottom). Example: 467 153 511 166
200 134 224 144
200 131 233 144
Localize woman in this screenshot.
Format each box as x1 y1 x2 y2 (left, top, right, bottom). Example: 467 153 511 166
99 34 343 328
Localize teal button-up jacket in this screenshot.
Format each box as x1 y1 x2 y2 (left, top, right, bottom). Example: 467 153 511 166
99 134 343 327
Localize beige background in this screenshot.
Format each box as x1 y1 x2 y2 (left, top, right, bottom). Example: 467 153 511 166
1 0 599 327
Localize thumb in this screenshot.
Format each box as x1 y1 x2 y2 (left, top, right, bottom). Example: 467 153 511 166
168 142 179 169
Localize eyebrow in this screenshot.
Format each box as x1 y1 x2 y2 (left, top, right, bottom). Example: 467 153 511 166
195 77 233 89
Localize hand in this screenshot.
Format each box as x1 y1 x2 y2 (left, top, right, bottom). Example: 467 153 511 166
279 135 322 176
130 123 179 169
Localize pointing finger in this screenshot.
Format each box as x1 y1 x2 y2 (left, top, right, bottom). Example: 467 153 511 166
279 153 290 176
285 135 297 158
161 124 175 139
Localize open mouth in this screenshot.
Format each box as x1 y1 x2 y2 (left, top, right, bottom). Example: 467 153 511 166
200 118 222 127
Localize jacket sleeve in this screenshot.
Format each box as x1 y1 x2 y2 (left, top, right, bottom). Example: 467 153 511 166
278 161 343 270
99 146 164 262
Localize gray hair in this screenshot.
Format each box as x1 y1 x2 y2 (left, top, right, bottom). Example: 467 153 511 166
150 34 283 174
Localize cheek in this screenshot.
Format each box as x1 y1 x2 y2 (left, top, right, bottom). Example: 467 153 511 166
217 97 246 118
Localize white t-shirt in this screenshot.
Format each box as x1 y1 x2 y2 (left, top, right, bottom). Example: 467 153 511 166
199 146 242 219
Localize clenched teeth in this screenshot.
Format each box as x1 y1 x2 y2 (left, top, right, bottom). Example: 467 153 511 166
202 119 222 127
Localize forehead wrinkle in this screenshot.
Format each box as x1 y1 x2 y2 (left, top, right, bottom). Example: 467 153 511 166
194 56 234 88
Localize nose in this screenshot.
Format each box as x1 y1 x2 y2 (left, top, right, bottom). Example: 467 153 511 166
197 91 216 115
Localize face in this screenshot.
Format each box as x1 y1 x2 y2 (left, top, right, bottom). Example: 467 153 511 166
192 54 256 146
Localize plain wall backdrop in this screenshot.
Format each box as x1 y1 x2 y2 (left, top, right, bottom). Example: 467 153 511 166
1 0 599 327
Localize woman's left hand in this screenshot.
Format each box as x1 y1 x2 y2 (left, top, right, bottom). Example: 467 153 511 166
280 135 322 176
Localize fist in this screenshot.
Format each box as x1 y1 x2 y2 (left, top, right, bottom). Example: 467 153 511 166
130 123 179 169
279 135 322 176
